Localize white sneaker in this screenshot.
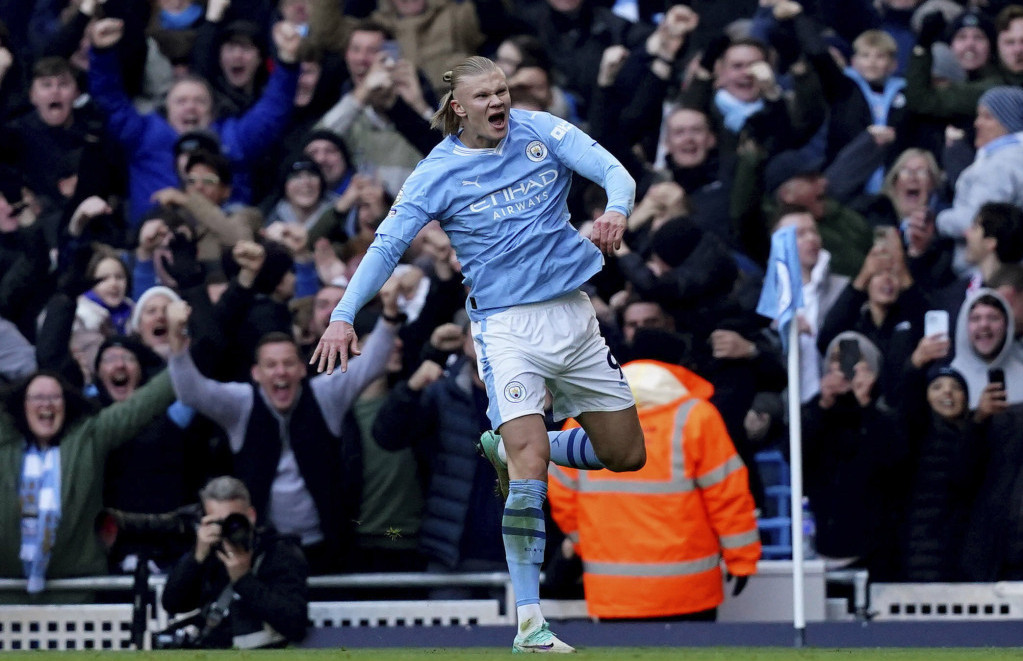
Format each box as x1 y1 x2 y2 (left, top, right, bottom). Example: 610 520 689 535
512 622 576 654
478 430 509 500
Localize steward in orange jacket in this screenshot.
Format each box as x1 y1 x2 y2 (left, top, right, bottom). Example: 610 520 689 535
548 359 761 619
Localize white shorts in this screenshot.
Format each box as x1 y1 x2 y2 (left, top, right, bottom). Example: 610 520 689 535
471 290 635 430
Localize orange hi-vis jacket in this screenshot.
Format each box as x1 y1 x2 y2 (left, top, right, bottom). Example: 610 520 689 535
548 360 761 619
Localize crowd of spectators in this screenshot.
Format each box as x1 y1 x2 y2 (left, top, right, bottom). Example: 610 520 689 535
1 0 1023 604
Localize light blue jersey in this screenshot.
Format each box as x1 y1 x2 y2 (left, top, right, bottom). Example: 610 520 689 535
331 109 635 324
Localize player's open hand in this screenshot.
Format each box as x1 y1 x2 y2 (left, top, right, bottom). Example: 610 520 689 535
311 320 361 375
590 210 626 254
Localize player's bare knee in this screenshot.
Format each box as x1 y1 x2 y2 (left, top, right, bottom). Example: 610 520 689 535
600 441 646 472
617 443 647 472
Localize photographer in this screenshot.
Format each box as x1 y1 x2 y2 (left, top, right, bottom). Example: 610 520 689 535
161 477 308 649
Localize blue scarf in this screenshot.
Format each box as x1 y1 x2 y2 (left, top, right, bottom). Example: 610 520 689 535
20 444 62 594
714 88 764 134
844 67 906 193
84 290 134 336
160 4 203 30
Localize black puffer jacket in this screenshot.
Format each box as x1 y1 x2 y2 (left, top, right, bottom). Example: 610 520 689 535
962 405 1023 581
899 364 985 582
801 391 910 581
372 358 504 569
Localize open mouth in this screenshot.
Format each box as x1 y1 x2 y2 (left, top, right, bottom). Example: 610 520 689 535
488 111 506 131
107 373 133 399
271 380 294 402
151 324 168 338
974 330 996 348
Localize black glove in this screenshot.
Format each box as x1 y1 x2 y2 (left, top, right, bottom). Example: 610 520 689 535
917 11 946 49
159 231 205 290
57 243 100 299
726 572 749 597
700 35 732 72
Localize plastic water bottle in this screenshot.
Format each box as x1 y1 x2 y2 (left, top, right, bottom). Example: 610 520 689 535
801 497 817 560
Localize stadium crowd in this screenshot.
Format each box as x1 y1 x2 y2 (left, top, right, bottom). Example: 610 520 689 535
1 0 1023 614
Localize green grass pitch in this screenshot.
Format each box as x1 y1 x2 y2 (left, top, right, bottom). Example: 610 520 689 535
3 649 1023 660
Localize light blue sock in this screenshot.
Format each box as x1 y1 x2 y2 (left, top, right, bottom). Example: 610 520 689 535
503 479 547 608
547 428 605 469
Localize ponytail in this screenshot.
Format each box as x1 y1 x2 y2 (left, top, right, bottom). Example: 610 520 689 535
430 83 460 136
429 56 503 137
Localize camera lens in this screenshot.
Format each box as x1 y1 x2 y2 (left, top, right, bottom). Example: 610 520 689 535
218 513 253 552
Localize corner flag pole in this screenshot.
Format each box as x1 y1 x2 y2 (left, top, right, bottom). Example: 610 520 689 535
755 224 806 648
787 319 806 648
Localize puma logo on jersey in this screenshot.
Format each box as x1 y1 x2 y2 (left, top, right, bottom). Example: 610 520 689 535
461 177 481 187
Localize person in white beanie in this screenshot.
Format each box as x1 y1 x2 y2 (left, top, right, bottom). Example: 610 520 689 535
130 285 183 359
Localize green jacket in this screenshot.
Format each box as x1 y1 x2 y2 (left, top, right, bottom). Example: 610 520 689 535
906 47 1023 121
0 371 175 588
818 200 874 279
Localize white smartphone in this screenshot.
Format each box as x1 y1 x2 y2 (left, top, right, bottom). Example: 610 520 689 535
924 310 949 339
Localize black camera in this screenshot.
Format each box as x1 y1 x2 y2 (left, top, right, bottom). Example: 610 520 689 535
96 504 203 567
212 512 254 553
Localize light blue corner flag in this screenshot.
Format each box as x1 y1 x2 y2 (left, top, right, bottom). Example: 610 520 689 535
756 225 803 353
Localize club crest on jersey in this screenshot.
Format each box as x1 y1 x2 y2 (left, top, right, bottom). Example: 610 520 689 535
504 381 527 402
526 140 548 162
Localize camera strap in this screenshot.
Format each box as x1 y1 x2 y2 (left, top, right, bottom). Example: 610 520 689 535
201 584 234 634
200 553 276 646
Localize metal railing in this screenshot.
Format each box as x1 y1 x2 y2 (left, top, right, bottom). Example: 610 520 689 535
0 572 516 650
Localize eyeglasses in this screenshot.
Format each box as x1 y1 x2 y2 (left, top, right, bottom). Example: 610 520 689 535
898 167 931 178
99 352 140 366
186 175 221 186
26 394 63 405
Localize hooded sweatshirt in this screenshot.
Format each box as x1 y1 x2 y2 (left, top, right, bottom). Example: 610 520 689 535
950 287 1023 409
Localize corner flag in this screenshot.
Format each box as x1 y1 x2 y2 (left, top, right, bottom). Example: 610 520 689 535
756 225 803 352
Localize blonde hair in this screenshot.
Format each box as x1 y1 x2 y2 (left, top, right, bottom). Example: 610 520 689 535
881 147 942 198
430 56 503 136
852 29 897 57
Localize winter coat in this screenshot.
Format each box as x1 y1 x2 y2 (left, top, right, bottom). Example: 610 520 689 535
370 0 485 92
89 47 298 225
162 527 308 647
0 372 174 584
950 288 1023 409
371 358 504 569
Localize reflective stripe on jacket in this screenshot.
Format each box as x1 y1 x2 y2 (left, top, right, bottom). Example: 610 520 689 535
548 360 761 618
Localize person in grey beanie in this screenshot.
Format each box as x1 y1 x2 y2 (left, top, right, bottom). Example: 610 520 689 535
978 85 1023 134
935 85 1023 273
